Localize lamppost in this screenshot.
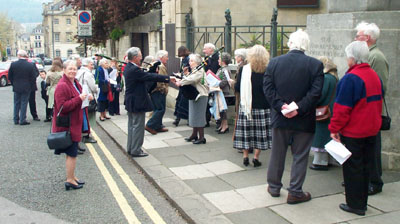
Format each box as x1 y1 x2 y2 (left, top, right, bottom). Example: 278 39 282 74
51 5 55 58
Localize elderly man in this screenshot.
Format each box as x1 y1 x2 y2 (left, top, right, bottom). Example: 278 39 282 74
8 50 38 125
124 47 170 157
263 29 324 204
69 54 82 69
329 41 383 216
145 50 170 135
355 22 389 195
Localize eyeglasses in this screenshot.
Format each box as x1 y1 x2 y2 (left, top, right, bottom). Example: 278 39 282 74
355 34 368 39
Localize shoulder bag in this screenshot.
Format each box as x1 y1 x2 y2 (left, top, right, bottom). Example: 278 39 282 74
316 82 336 121
82 71 97 113
47 105 72 150
380 95 391 130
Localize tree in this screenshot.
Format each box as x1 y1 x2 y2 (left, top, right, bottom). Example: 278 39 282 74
0 13 15 57
64 0 161 46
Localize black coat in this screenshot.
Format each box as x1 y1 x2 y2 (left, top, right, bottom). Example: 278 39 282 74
204 53 220 74
263 50 324 133
8 59 37 93
124 63 170 113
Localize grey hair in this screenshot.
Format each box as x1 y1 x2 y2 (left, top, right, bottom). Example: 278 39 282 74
82 58 94 66
99 58 109 66
345 41 369 64
142 55 154 65
204 43 216 50
234 48 247 60
69 54 81 60
287 29 310 51
126 47 141 61
17 50 28 57
189 53 202 65
155 50 168 60
220 52 231 65
355 21 380 40
63 59 77 69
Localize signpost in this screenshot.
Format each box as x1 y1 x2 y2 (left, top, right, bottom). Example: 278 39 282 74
78 9 92 57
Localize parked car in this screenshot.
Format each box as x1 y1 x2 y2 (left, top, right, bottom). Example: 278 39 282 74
28 58 44 70
0 62 11 87
43 57 52 65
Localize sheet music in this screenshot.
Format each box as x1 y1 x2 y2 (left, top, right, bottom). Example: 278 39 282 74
81 84 89 109
324 140 352 165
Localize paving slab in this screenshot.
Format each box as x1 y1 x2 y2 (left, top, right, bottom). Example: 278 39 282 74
226 207 290 224
143 164 175 180
133 154 161 167
156 155 196 167
155 176 196 198
348 210 400 224
218 167 269 189
196 214 234 224
201 160 244 176
184 177 235 194
236 184 288 208
170 164 215 180
145 131 182 141
367 181 400 212
174 194 222 222
203 190 256 213
163 137 193 147
143 139 169 149
270 194 382 224
147 147 183 158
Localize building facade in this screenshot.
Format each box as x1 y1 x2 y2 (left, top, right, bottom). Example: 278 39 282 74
30 24 45 57
42 0 80 58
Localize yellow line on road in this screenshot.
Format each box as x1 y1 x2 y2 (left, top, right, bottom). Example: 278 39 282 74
86 143 141 224
90 130 167 224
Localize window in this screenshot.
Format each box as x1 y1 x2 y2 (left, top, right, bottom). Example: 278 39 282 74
39 42 41 47
54 18 59 24
54 33 60 42
55 50 61 57
67 49 73 57
66 32 72 42
66 18 71 25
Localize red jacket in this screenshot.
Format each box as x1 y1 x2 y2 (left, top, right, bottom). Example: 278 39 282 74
52 75 90 142
329 63 382 138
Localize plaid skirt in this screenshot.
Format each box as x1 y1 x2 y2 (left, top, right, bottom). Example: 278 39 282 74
233 107 272 150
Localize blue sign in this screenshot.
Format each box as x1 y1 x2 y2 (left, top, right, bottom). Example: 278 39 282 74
79 11 91 24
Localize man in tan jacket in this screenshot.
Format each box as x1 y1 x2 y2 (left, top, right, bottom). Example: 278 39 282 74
145 50 169 134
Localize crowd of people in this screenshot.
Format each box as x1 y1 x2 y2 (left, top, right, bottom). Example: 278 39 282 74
8 21 389 216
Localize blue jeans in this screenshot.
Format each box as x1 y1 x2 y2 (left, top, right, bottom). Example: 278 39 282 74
146 91 166 130
14 92 30 123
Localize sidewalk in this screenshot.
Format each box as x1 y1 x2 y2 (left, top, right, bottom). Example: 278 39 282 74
97 107 400 224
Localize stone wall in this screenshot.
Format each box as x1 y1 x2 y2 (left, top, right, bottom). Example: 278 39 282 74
307 10 400 170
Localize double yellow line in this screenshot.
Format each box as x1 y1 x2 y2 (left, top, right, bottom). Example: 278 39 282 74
87 130 166 224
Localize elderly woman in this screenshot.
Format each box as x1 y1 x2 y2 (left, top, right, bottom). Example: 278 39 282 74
108 59 121 116
97 58 111 121
46 58 63 115
309 56 338 171
234 48 247 69
329 41 383 216
52 60 93 190
233 45 271 167
174 54 209 144
214 52 232 134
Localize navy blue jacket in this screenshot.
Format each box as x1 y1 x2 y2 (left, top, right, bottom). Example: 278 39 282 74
263 50 324 133
8 59 37 93
124 63 170 113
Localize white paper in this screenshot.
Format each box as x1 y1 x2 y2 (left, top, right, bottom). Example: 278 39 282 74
109 79 117 85
206 71 221 88
324 140 352 165
281 101 299 115
81 84 89 109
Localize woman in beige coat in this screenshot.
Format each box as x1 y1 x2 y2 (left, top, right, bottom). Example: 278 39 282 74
46 58 63 112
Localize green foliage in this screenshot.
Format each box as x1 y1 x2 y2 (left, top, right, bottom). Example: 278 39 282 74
239 34 261 48
110 28 125 41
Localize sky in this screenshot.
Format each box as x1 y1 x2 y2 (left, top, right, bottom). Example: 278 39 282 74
0 0 54 23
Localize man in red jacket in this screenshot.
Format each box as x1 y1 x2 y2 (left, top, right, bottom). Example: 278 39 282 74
329 41 383 216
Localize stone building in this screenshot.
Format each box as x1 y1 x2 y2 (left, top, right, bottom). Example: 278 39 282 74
29 24 45 57
42 0 80 58
17 34 31 55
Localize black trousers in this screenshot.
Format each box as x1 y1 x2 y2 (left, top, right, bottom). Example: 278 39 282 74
29 90 38 119
42 95 52 119
341 135 376 210
369 131 383 189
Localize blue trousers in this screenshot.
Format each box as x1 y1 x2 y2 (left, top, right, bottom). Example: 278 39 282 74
146 91 166 130
14 91 30 123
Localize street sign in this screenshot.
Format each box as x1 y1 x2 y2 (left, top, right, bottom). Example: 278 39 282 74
77 10 92 37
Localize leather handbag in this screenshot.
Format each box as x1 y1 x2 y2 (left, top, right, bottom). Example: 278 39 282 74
316 81 336 121
181 85 199 100
47 105 72 150
56 105 70 127
380 95 391 131
87 99 97 113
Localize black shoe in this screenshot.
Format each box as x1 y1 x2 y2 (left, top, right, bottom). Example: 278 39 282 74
184 136 198 142
205 123 210 127
172 118 180 127
339 203 365 216
76 179 85 185
252 158 262 167
83 136 97 143
243 157 249 166
14 121 19 125
33 117 40 121
368 186 382 195
132 152 149 157
218 128 229 134
268 186 280 197
193 138 206 144
341 181 345 187
309 164 329 171
44 118 52 122
20 121 30 125
65 182 83 191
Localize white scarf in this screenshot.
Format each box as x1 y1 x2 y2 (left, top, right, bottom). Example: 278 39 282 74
240 63 252 120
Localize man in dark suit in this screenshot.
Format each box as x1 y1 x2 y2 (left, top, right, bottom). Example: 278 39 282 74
8 50 37 125
28 59 40 121
263 29 324 204
124 47 170 157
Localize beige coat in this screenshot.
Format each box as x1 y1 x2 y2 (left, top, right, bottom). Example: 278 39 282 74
181 69 209 99
46 70 63 108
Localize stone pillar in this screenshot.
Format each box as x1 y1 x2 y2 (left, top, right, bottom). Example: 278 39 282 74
306 2 400 170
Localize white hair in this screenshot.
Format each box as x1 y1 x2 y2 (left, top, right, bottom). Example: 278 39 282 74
63 59 77 69
189 53 202 65
17 50 28 57
287 29 310 51
155 50 168 60
126 47 141 61
69 54 81 60
345 41 369 64
204 43 216 50
234 48 247 60
142 55 154 65
99 58 109 66
355 21 380 40
82 58 94 66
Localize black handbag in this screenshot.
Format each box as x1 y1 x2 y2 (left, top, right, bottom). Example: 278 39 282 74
380 96 391 131
101 82 109 93
47 105 72 150
56 105 70 127
181 85 199 100
88 99 97 113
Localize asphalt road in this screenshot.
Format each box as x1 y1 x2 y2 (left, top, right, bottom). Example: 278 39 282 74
0 86 187 224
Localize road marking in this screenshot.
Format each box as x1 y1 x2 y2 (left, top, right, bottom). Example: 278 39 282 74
86 143 141 224
90 130 167 224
